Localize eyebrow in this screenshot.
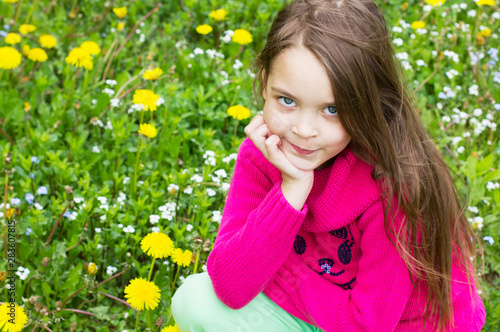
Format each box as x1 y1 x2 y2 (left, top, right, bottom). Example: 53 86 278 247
270 86 336 106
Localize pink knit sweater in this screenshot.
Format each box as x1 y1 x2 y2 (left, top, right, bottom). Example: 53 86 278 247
207 138 486 331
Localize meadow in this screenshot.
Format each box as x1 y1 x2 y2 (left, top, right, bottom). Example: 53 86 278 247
0 0 499 330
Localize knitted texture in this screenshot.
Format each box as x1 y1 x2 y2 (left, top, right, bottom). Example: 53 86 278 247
206 138 486 332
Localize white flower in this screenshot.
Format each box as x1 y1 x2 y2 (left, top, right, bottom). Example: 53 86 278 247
233 59 243 70
457 146 465 154
207 188 216 197
123 177 130 184
167 183 180 193
183 187 193 194
123 225 135 233
393 38 403 46
191 174 203 183
473 108 482 117
109 98 120 108
106 121 113 130
469 84 479 96
152 226 160 233
150 214 160 224
221 30 234 43
186 224 193 231
156 97 165 106
451 137 462 145
445 69 459 79
395 52 408 60
193 47 204 55
442 115 451 122
102 88 115 96
468 206 479 214
106 79 117 86
459 3 467 9
91 98 97 105
92 146 101 153
100 214 107 220
95 227 102 233
468 10 476 17
97 196 107 204
392 26 403 33
106 266 118 276
416 60 426 67
486 182 500 191
212 210 222 223
74 197 85 204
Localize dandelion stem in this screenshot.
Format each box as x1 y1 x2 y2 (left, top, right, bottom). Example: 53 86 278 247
193 249 201 275
0 69 4 81
25 0 39 24
170 265 181 294
148 257 156 282
81 69 89 96
233 120 239 140
132 137 143 199
61 69 79 122
135 310 141 332
13 0 24 24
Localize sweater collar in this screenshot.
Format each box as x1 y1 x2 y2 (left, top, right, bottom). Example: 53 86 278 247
302 146 381 233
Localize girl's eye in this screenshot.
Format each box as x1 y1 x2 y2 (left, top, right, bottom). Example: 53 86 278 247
324 106 338 116
278 97 296 106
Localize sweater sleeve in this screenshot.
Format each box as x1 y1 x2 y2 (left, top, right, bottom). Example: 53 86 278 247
273 199 415 332
206 139 308 310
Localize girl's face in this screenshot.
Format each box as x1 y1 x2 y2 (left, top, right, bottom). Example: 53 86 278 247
262 45 351 171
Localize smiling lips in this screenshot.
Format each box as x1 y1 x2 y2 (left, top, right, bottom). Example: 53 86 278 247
290 142 316 155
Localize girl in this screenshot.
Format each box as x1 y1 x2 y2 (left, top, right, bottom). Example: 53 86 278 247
171 0 486 331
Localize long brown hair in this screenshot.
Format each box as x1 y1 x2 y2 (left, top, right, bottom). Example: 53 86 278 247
250 0 483 330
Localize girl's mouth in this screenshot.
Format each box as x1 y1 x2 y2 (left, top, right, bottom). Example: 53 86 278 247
290 142 316 155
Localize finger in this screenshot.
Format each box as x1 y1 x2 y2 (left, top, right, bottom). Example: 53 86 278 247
244 115 265 136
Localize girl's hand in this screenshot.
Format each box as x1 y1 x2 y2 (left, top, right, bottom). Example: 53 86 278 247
244 114 314 185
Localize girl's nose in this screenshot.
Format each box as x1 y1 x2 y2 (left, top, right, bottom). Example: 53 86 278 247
291 114 319 138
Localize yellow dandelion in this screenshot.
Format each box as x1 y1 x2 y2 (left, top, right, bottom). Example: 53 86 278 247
19 24 36 35
143 67 163 80
113 6 127 18
39 34 57 49
117 22 125 31
476 0 494 5
141 232 174 258
22 44 30 56
411 21 426 29
88 262 98 275
171 248 193 267
480 28 491 37
5 33 21 45
424 0 445 6
65 47 94 70
161 324 181 332
3 0 19 3
209 9 228 21
80 41 100 56
227 105 251 120
232 29 253 45
28 48 48 62
196 24 213 35
0 47 22 70
124 278 161 311
132 89 160 111
24 102 31 112
5 208 15 219
0 303 28 332
138 123 158 138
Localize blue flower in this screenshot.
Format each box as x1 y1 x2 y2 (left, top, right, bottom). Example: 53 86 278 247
25 227 32 236
10 198 21 206
37 186 48 195
63 211 72 218
31 156 40 164
487 48 498 62
25 193 34 205
494 72 500 84
29 172 35 179
483 236 494 245
494 104 500 111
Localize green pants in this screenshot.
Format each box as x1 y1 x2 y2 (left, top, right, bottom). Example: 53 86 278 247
171 272 322 332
